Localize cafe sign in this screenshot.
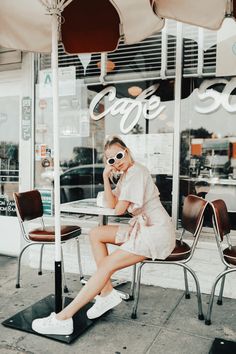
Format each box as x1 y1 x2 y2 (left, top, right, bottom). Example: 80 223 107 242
195 77 236 114
89 84 166 134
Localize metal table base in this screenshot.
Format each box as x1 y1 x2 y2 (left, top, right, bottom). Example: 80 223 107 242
2 294 94 344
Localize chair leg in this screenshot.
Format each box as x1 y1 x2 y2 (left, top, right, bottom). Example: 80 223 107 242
16 243 37 288
181 264 204 320
183 267 190 299
205 268 235 325
61 246 69 293
76 238 84 282
38 244 44 275
129 264 137 300
205 273 224 325
131 263 144 319
217 267 228 305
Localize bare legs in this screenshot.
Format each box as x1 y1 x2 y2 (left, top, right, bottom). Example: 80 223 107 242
88 225 120 295
57 248 146 320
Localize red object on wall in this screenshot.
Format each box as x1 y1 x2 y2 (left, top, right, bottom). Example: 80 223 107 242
191 144 202 156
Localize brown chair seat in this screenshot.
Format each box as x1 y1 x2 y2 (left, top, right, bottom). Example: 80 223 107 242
223 246 236 266
29 225 81 242
165 240 191 261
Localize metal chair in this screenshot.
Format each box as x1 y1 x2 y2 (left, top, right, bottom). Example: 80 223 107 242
131 195 208 320
13 189 84 291
205 199 236 325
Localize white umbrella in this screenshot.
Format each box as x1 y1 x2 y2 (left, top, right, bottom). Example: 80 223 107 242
0 1 231 53
0 0 232 312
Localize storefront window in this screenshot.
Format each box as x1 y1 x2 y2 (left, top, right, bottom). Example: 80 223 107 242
35 75 175 215
0 96 19 216
180 77 236 225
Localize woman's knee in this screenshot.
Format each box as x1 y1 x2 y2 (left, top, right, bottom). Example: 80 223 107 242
89 225 118 245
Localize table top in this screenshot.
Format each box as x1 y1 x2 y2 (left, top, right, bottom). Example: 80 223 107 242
60 198 116 216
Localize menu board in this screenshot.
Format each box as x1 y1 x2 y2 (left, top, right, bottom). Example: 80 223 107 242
121 133 173 175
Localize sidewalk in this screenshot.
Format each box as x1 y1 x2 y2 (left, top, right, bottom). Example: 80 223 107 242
0 255 236 354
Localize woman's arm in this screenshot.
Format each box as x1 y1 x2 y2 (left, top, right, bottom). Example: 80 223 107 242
103 165 118 209
114 200 130 215
103 165 130 214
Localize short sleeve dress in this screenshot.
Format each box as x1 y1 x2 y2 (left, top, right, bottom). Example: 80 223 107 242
112 162 176 260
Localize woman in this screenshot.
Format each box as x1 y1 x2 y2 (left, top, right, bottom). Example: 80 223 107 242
32 136 176 335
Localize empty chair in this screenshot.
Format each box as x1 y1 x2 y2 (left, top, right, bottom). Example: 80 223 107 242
131 194 208 320
13 189 84 291
205 199 236 325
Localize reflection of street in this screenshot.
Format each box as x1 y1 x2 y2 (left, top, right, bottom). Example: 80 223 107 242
180 176 236 213
0 149 19 216
0 185 17 216
205 182 236 212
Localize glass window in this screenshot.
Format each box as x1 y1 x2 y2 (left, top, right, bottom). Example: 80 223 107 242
0 96 19 216
35 77 175 215
180 77 236 225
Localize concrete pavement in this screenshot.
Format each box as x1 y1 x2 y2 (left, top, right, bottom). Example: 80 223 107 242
0 255 236 354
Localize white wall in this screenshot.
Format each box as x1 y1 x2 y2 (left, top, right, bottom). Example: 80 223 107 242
0 53 34 256
0 216 21 256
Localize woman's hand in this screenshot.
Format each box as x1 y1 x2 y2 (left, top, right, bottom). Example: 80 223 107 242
103 164 117 180
102 164 118 209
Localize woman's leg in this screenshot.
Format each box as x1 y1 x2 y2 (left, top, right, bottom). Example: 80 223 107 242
57 249 146 320
89 225 120 295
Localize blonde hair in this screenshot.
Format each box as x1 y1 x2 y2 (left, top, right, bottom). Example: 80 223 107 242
104 135 127 151
104 135 133 162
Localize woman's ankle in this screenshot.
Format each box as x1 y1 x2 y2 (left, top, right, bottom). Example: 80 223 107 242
56 312 70 321
100 288 113 297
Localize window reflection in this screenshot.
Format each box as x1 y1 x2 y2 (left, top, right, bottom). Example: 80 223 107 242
0 96 19 216
35 78 175 215
180 79 236 226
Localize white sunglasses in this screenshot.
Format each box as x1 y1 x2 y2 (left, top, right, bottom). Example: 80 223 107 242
106 150 126 165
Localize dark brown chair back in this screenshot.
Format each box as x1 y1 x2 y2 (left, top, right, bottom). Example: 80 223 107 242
211 199 231 241
182 195 208 235
13 190 44 222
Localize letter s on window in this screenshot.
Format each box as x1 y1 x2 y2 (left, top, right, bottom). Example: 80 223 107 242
195 89 221 114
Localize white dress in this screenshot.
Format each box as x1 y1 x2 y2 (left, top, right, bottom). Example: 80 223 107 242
113 162 176 260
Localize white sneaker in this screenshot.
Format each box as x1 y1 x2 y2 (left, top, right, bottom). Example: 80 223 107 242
87 289 122 319
32 312 73 335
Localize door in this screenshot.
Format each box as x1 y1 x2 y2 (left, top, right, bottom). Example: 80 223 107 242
0 74 21 255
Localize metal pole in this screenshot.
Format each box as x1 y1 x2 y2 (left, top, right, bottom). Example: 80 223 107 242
171 22 183 229
51 10 62 312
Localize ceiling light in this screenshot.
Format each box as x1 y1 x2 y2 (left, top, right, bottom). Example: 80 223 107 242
96 60 115 72
128 86 143 97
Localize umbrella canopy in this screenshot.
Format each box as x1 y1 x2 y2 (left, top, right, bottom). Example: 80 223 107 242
0 0 231 54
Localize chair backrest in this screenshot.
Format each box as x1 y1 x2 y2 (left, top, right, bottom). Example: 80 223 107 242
13 189 44 222
182 195 208 236
211 199 231 241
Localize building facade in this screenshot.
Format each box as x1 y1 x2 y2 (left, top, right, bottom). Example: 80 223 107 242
0 20 236 263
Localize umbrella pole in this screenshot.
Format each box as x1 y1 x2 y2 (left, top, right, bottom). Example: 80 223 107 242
3 10 94 339
51 11 62 312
